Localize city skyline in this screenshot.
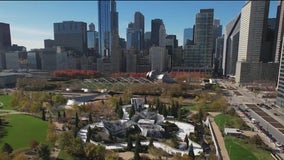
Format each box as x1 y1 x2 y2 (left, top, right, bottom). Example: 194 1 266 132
0 1 278 50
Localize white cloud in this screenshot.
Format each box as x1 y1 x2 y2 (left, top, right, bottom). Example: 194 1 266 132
11 26 52 37
13 38 44 51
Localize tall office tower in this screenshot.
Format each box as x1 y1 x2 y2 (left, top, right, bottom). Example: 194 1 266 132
144 32 152 50
54 21 87 53
159 23 167 47
126 22 142 50
149 46 169 72
134 12 145 50
223 14 241 76
277 36 284 108
0 22 11 69
87 23 98 50
0 22 11 50
213 36 224 77
98 0 119 57
183 28 194 46
275 0 284 63
236 1 278 84
151 19 163 46
213 20 222 56
184 9 214 71
166 35 178 69
261 18 277 63
126 12 144 51
195 9 214 68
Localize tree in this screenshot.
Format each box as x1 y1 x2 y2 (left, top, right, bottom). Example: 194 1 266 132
57 111 61 120
127 136 133 151
84 143 106 160
134 135 141 160
89 113 93 123
2 143 13 154
63 110 66 119
58 131 74 150
46 123 57 144
42 109 46 121
188 143 195 159
37 143 50 160
149 137 154 148
129 105 135 118
184 134 189 149
75 112 79 128
177 108 182 121
118 106 124 119
119 97 123 105
86 126 92 142
198 108 204 123
144 96 147 104
29 139 39 150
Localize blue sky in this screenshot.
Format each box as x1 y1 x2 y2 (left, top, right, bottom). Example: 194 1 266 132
0 1 278 50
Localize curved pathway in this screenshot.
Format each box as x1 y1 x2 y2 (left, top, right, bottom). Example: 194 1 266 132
209 117 230 160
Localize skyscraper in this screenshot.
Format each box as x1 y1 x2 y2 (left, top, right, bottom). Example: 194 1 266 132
54 21 87 53
223 14 241 76
98 0 118 57
0 22 11 69
184 9 214 71
0 22 11 50
159 23 167 47
235 1 278 84
87 23 98 50
183 28 194 46
275 1 284 63
151 19 163 46
126 22 141 50
126 12 144 51
134 12 144 50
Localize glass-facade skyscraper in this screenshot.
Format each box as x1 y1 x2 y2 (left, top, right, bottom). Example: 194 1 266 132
98 0 118 57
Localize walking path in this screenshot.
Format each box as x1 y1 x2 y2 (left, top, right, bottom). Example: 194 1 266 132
209 117 230 160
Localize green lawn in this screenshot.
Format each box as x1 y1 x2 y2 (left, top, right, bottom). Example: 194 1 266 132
214 114 243 131
182 104 198 111
225 136 273 160
0 114 48 150
0 95 15 110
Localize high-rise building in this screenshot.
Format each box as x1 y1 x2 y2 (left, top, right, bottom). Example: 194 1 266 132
183 28 194 46
54 21 87 53
277 37 284 108
144 32 152 50
0 22 11 69
98 0 118 57
223 14 241 76
151 19 163 46
0 22 11 50
213 35 224 77
149 46 168 72
126 12 144 51
184 9 214 71
213 19 222 61
275 1 284 63
87 23 98 50
159 23 167 47
236 1 278 84
134 12 144 50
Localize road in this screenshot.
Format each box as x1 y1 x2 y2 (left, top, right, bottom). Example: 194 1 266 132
219 80 284 158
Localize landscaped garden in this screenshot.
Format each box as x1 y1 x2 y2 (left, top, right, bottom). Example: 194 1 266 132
0 114 48 150
0 95 15 110
214 113 245 131
225 136 274 160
